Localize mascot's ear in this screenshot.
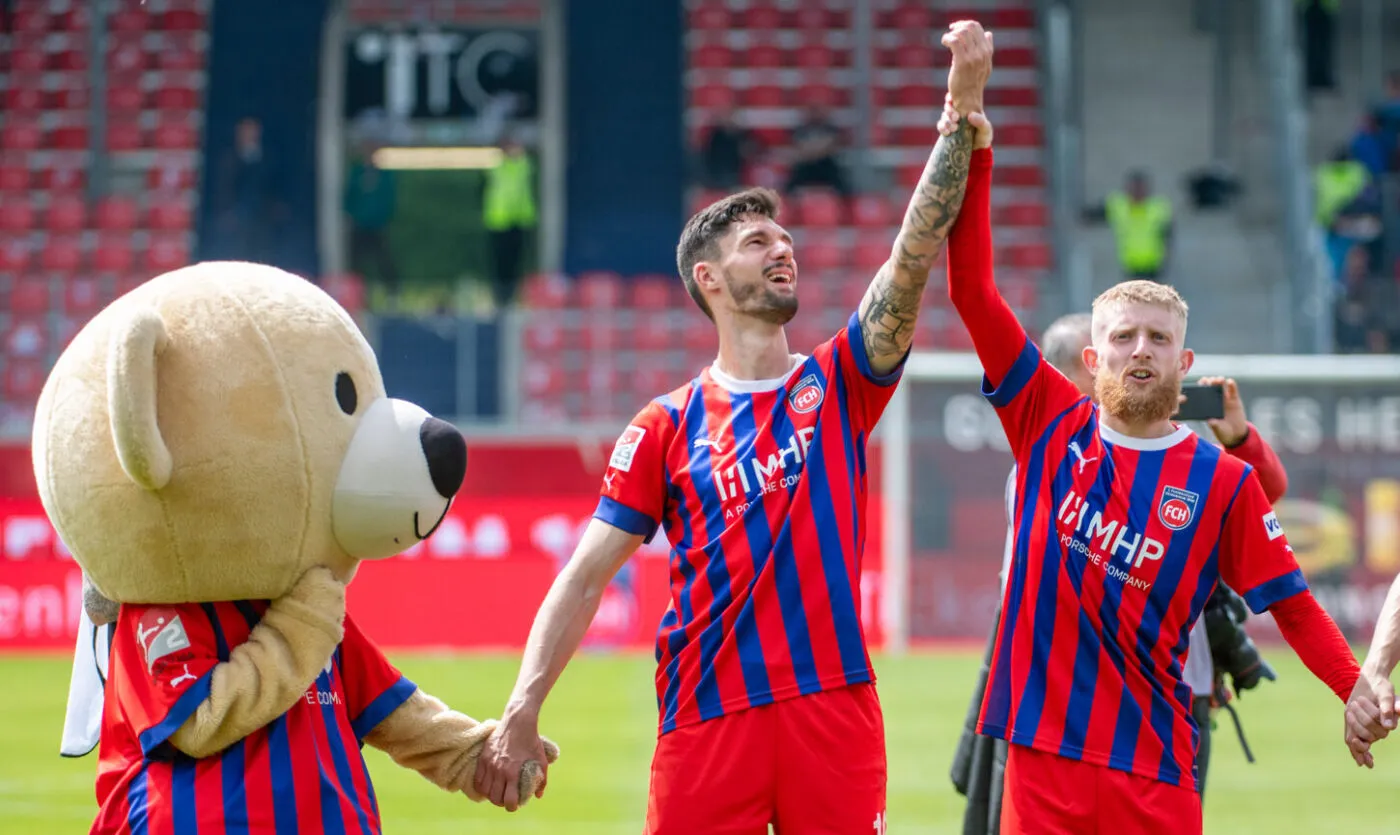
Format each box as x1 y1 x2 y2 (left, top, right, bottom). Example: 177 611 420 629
107 306 172 492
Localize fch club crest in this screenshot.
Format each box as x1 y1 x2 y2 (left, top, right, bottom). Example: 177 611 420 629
1158 486 1200 531
788 374 824 414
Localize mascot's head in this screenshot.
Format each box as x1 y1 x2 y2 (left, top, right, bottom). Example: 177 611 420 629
32 261 466 604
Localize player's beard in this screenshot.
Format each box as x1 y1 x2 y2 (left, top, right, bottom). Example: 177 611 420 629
1095 364 1182 426
726 269 798 325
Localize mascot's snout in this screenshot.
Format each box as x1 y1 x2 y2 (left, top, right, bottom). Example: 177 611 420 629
333 398 468 559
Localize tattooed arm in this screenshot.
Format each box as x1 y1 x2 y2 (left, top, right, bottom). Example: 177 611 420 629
857 20 992 375
857 125 975 373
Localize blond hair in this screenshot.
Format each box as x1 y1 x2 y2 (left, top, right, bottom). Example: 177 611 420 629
1091 280 1189 339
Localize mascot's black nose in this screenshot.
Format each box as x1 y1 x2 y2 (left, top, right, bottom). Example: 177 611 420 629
419 418 467 499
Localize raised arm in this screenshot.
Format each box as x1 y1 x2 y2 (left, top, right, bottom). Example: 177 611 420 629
473 518 644 810
857 21 991 375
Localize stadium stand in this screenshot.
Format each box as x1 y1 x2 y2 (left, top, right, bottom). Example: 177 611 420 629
517 0 1050 421
0 0 207 431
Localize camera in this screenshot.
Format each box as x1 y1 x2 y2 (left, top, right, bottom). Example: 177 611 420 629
1203 583 1277 694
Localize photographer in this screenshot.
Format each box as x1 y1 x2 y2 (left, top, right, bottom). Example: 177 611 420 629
953 318 1288 832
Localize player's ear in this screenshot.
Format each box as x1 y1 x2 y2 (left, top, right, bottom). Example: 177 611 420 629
1179 347 1195 376
694 262 721 293
1082 345 1099 374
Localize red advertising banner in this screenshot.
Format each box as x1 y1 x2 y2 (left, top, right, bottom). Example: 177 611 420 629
0 440 886 652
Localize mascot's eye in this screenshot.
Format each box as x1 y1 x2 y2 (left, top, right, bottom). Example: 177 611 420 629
335 372 358 415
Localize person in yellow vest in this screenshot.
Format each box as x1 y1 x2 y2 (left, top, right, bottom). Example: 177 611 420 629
1086 170 1174 281
483 133 538 310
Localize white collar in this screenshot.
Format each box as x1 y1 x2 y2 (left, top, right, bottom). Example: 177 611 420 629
1098 421 1193 451
707 354 807 393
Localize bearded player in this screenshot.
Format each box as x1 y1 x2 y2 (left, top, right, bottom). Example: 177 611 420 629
937 106 1360 833
472 20 992 835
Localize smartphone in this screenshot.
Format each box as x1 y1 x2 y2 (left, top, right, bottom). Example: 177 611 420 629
1176 382 1225 421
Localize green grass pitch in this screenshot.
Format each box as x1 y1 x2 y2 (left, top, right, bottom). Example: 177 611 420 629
1 651 1396 833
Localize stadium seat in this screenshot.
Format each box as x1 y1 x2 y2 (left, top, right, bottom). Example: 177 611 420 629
632 359 672 399
0 240 31 273
742 84 787 108
739 4 784 31
985 87 1039 107
5 279 49 316
576 271 624 308
801 238 845 272
521 272 572 308
149 163 197 191
10 7 49 33
39 163 87 193
793 190 844 228
523 313 571 354
853 234 891 272
41 237 85 274
996 203 1050 227
50 125 90 152
108 7 150 32
998 165 1045 188
1 121 44 151
688 5 730 31
53 48 88 72
106 83 147 113
747 44 785 69
0 163 28 192
0 200 34 233
888 2 938 30
3 357 47 402
146 235 190 273
153 120 199 150
106 120 145 152
3 317 50 359
153 85 201 111
148 198 191 231
93 237 135 274
9 48 48 74
633 310 676 353
852 194 896 229
579 319 625 352
629 277 676 310
63 277 108 318
692 44 731 71
5 85 44 114
162 8 206 30
796 82 847 109
95 196 140 232
45 197 87 233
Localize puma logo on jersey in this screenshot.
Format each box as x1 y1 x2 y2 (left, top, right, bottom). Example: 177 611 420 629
693 438 722 451
169 664 197 688
1068 440 1098 474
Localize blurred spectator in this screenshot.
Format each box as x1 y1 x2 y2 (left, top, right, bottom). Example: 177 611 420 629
1374 71 1400 170
343 144 401 306
1084 169 1173 281
783 104 852 200
482 132 537 311
697 107 760 191
1298 0 1338 92
1314 146 1380 282
1350 114 1391 180
1334 246 1400 353
215 117 279 265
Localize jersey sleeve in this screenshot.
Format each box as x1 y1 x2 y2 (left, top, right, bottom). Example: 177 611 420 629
1218 468 1310 613
981 342 1089 459
116 603 223 757
340 614 418 740
832 311 905 429
592 401 672 543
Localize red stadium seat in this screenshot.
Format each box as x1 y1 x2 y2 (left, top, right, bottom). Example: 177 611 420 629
9 49 48 74
6 280 49 316
0 200 34 233
5 85 44 114
2 121 43 151
996 203 1050 228
998 124 1045 147
688 5 730 31
146 235 189 273
148 198 192 231
95 196 140 232
0 163 28 192
740 4 784 31
148 163 197 191
523 360 564 397
742 84 786 108
894 85 941 108
93 236 135 273
888 3 937 30
4 317 50 359
576 271 624 308
107 120 145 152
522 313 571 354
50 125 90 151
853 194 896 229
998 166 1046 187
106 83 146 113
795 82 847 109
58 6 92 31
1003 243 1053 270
691 44 731 71
41 237 84 274
0 240 31 272
632 360 673 400
793 190 844 228
985 87 1039 107
633 312 674 353
53 49 88 72
162 9 205 30
157 43 204 72
691 83 737 110
800 238 845 272
107 39 150 75
747 45 786 70
579 318 625 352
853 234 891 272
45 197 86 233
3 358 47 402
521 272 572 308
108 7 151 32
10 8 50 33
630 277 676 310
794 44 840 70
153 85 201 111
40 163 87 193
152 121 198 150
63 277 108 318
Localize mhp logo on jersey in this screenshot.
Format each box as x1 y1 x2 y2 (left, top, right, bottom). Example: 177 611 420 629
1157 486 1200 531
788 374 824 414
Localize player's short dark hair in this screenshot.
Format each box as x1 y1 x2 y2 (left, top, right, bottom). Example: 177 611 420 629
675 188 781 321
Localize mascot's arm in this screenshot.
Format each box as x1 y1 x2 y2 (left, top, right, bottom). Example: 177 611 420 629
169 567 346 758
364 689 560 804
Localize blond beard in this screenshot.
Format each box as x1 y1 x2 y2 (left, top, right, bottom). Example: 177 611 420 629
1095 366 1181 426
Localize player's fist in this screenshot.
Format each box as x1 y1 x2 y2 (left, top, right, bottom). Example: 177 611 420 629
474 712 558 812
941 20 993 114
936 95 994 150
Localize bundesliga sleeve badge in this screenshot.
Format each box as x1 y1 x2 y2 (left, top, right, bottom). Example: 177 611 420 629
136 609 193 675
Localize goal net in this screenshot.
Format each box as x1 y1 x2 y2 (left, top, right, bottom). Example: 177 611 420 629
876 350 1400 655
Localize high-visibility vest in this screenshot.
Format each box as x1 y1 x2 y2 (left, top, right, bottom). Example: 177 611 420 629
1313 160 1368 226
1104 193 1172 272
483 153 537 231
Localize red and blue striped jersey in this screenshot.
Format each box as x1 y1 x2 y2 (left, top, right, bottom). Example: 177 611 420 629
93 600 417 834
595 312 901 734
975 339 1309 790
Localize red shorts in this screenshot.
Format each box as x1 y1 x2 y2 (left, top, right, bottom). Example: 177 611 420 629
644 683 887 835
1001 743 1202 835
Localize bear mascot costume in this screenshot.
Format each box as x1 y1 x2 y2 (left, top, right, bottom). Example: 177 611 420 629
34 261 557 832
